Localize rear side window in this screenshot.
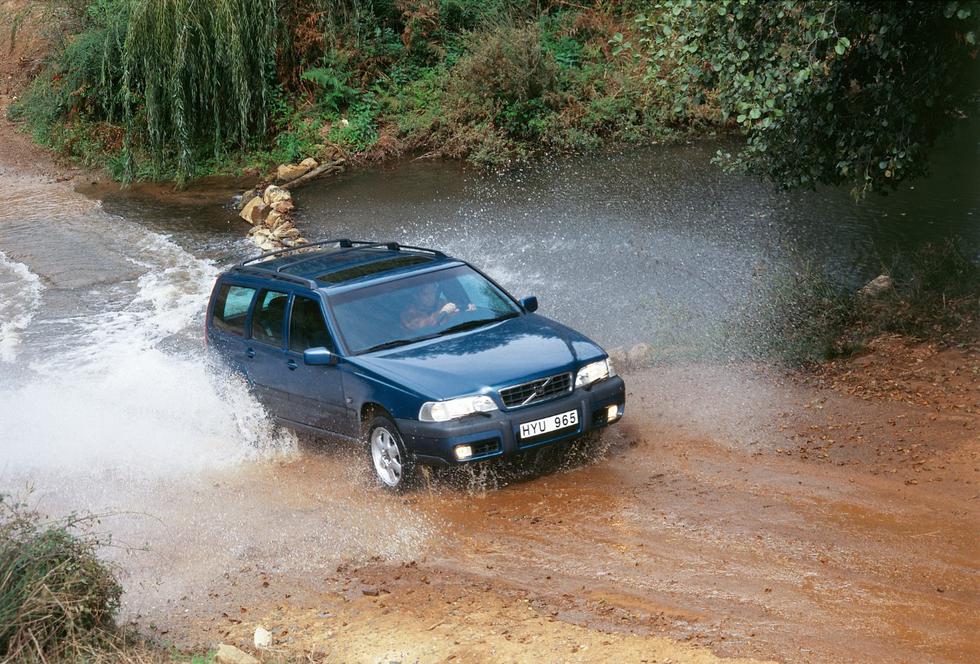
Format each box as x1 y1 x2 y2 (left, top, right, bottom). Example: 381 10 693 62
212 284 255 336
251 289 288 346
289 296 336 353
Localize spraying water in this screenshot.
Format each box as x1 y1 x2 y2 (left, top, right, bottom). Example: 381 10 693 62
0 173 431 620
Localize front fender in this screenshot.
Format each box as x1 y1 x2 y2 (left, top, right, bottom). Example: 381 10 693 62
342 361 428 421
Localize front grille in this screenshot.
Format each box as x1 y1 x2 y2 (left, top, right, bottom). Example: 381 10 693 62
499 372 572 409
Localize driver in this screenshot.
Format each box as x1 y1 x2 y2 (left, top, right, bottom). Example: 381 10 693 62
401 282 474 331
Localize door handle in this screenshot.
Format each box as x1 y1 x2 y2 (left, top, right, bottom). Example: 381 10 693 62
246 348 255 358
286 359 298 370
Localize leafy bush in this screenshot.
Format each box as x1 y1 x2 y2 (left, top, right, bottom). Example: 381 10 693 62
410 21 559 163
10 0 129 144
638 0 980 197
0 496 122 662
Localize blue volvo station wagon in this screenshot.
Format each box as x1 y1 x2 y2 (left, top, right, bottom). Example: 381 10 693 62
206 239 625 490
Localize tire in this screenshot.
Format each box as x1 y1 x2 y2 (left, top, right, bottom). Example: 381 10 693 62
366 414 416 491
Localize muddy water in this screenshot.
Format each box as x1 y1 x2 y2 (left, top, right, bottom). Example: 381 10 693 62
0 133 977 661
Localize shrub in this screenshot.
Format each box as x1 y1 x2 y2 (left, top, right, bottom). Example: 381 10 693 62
417 21 558 163
0 496 122 662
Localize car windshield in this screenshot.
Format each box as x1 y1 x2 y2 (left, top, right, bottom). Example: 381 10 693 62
329 265 522 354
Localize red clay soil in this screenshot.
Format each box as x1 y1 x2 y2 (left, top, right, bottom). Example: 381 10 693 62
163 339 978 664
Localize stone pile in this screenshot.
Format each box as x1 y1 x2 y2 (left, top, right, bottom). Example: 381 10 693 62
239 184 306 252
236 153 347 252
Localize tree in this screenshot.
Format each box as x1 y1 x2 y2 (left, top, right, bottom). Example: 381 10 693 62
639 0 980 196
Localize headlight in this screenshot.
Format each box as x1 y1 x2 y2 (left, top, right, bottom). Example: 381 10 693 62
419 395 498 422
575 358 614 388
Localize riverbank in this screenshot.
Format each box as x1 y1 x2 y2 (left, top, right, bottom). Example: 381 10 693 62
3 0 681 185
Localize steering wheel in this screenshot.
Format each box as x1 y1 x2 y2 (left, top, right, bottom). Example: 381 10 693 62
435 306 458 325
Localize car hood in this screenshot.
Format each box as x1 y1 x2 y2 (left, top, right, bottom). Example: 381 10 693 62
351 314 605 400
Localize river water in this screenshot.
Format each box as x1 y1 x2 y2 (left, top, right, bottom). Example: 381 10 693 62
0 131 976 619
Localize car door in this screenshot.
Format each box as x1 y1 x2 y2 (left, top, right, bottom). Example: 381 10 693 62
208 281 258 374
244 287 293 416
285 293 350 435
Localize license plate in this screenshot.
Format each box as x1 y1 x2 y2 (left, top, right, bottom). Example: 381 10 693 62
519 409 579 439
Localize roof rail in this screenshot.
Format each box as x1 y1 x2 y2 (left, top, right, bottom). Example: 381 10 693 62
238 239 450 283
234 266 318 289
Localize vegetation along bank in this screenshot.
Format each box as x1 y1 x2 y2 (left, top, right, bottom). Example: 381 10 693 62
7 0 978 194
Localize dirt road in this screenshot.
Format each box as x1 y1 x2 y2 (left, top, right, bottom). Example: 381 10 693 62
144 340 978 664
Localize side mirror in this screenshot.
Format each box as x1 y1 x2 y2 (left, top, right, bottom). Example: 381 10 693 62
303 347 337 366
520 296 538 313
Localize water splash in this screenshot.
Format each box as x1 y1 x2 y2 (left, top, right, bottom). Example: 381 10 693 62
0 251 43 363
0 203 295 479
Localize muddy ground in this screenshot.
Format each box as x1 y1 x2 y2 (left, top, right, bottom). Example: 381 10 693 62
131 339 975 664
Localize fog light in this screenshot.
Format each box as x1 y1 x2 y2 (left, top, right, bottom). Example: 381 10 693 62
454 444 473 461
606 404 620 422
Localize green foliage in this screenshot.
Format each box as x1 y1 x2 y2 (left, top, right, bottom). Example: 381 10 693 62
638 0 980 197
0 496 122 662
10 0 129 136
301 65 359 113
328 97 380 151
120 0 280 181
15 1 670 178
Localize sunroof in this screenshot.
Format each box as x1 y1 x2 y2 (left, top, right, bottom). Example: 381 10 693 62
316 255 432 284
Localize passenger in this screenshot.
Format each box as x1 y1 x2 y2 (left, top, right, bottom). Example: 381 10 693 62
401 282 472 331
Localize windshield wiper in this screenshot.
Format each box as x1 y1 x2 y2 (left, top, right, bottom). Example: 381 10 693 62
438 312 519 336
360 334 438 354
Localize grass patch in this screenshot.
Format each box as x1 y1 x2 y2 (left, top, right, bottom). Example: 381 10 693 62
0 495 220 663
0 495 121 661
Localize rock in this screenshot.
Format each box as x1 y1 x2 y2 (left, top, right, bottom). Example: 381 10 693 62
236 187 260 210
253 625 272 649
271 219 294 233
265 210 285 229
299 157 319 169
254 237 279 251
215 643 259 664
270 199 294 214
277 227 300 240
858 274 894 299
627 343 654 368
276 162 312 182
262 184 292 206
239 197 268 225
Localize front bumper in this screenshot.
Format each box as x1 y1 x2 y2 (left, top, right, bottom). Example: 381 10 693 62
396 376 626 466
